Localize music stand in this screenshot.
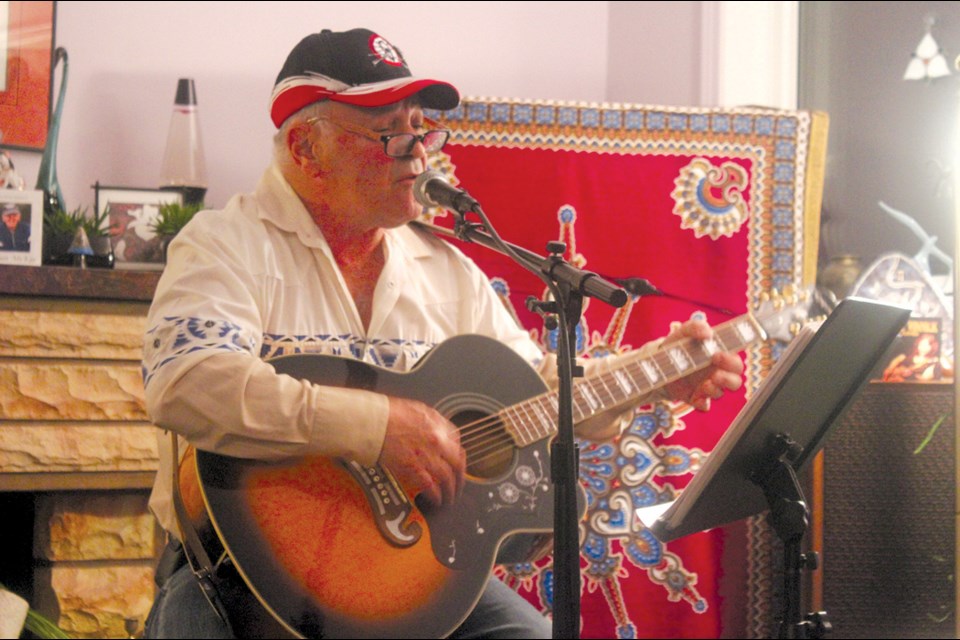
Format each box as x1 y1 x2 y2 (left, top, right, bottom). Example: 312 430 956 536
637 297 911 639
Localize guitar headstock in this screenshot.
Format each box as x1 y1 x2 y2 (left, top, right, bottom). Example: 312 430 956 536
753 286 812 342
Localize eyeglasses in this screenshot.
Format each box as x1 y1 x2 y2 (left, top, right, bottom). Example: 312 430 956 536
307 116 450 158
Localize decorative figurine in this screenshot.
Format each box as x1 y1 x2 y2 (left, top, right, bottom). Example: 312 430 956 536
0 151 25 190
68 226 93 268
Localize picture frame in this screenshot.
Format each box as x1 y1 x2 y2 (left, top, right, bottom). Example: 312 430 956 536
0 188 42 265
0 1 56 151
877 317 945 383
95 185 182 270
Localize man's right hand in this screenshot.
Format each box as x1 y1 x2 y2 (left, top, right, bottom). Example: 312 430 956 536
379 397 466 509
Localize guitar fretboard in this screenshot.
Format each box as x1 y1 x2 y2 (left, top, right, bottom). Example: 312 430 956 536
501 313 766 447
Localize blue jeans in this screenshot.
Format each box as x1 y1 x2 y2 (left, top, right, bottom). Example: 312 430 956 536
145 561 551 639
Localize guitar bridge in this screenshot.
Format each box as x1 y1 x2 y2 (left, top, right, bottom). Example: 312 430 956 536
342 460 422 547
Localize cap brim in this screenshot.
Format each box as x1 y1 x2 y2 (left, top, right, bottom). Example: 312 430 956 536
332 78 460 111
271 76 459 127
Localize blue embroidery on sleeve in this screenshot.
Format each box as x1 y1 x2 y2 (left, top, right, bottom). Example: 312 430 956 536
260 334 435 370
142 320 439 388
142 316 258 387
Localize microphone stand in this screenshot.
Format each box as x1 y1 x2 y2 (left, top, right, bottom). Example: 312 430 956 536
413 215 626 640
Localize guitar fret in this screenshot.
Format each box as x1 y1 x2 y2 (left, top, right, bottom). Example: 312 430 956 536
500 405 518 441
734 319 757 345
595 371 620 405
714 330 731 352
528 402 546 442
530 398 553 442
512 403 536 444
548 395 560 423
623 365 646 394
653 351 678 382
578 380 602 412
538 395 558 424
702 337 718 356
687 339 713 367
666 344 692 373
640 358 661 385
613 369 636 396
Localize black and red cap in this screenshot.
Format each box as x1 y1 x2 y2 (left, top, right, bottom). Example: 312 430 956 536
270 28 460 128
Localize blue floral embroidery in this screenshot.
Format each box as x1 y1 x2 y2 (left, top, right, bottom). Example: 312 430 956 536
143 318 438 387
142 316 257 387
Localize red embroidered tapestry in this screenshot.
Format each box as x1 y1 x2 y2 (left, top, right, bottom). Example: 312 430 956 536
426 100 828 638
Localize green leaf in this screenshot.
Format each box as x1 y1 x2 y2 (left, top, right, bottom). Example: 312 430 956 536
24 609 72 639
914 413 947 455
150 201 205 237
0 583 70 639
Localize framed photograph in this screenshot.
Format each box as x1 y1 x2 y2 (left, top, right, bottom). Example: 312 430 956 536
95 185 182 270
0 188 42 265
0 1 56 151
878 317 945 383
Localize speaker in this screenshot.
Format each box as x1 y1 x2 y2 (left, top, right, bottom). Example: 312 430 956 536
821 382 955 638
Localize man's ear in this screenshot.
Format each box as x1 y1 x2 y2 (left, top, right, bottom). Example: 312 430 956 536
287 124 316 167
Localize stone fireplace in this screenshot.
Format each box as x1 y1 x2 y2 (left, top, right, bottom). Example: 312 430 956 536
1 266 163 638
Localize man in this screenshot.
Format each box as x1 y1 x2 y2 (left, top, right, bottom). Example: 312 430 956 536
0 203 29 251
142 28 743 639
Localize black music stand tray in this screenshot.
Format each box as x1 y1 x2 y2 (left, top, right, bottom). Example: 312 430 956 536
637 297 911 639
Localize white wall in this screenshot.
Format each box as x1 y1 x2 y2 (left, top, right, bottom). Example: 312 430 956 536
606 1 703 106
12 1 612 211
7 1 794 214
703 1 797 109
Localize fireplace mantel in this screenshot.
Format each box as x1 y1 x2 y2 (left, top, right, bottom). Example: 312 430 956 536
0 264 161 301
0 265 162 638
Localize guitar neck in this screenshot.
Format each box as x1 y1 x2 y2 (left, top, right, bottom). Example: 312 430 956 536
502 312 767 447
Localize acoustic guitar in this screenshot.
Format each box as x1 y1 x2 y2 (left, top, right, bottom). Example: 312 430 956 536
177 293 806 638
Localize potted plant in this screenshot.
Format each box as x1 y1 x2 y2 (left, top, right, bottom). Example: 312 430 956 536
42 206 85 265
42 206 116 268
150 201 204 261
80 205 116 268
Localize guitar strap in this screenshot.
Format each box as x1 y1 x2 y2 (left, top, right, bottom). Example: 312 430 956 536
167 431 233 627
165 435 297 639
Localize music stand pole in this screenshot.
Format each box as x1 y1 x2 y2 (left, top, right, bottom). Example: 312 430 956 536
751 433 831 639
549 278 584 640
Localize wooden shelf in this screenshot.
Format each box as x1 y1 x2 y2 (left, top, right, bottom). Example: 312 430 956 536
0 264 161 302
0 471 156 492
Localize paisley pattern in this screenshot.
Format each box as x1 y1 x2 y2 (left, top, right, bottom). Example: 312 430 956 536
672 159 750 240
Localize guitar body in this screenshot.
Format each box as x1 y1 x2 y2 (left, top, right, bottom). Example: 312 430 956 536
182 294 807 638
189 335 570 639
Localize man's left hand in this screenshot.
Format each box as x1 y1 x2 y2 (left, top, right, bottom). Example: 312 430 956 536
662 318 744 411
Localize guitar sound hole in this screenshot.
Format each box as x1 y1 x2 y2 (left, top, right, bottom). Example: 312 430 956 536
452 409 515 479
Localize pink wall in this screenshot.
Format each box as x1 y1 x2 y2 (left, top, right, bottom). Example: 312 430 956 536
607 1 703 106
12 1 639 212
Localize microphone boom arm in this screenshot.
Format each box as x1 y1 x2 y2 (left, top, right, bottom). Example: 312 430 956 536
412 219 627 308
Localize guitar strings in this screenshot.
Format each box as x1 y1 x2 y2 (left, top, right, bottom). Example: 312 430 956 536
455 319 751 465
456 352 674 457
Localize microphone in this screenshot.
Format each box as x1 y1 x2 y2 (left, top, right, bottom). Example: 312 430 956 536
614 277 663 297
413 170 481 215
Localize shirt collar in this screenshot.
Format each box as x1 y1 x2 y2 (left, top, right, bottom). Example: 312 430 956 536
254 160 436 260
